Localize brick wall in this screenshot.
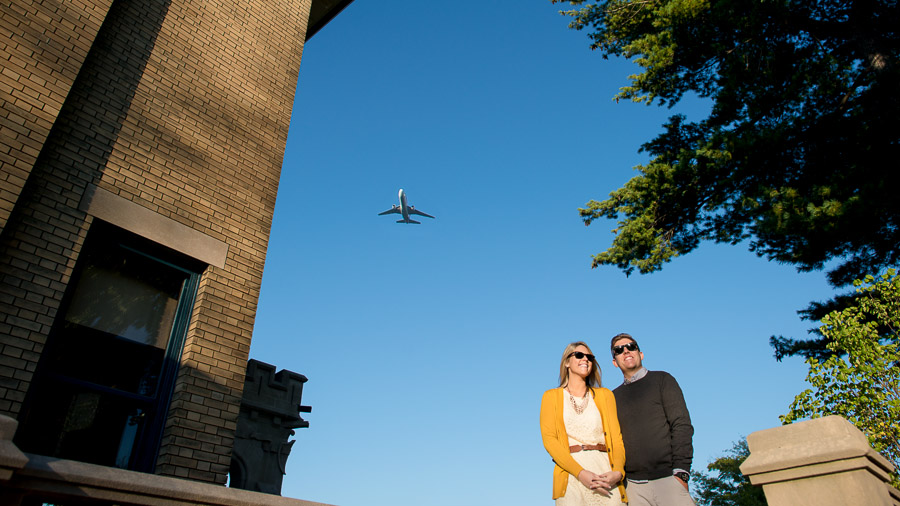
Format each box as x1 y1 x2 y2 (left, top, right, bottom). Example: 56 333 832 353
0 0 115 233
0 0 313 485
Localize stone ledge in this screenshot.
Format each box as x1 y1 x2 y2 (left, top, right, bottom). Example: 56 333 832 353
80 185 229 269
745 455 893 486
0 415 332 506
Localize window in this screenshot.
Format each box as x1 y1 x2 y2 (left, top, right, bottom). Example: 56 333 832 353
16 222 203 472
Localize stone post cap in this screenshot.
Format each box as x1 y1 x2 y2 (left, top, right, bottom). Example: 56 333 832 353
0 414 18 440
740 415 894 479
0 414 29 480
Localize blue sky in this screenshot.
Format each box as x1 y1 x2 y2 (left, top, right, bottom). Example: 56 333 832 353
247 2 836 505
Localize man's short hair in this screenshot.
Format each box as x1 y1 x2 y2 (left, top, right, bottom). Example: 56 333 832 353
610 333 638 357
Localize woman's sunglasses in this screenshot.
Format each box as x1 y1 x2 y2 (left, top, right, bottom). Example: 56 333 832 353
568 351 595 361
613 342 640 356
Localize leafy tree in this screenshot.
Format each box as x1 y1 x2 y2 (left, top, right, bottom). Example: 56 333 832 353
781 270 900 486
691 438 767 506
552 0 900 356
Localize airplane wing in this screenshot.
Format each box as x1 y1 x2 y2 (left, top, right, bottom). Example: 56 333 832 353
378 206 401 216
408 206 435 219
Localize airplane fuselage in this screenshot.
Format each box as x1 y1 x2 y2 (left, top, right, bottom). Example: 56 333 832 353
399 189 410 222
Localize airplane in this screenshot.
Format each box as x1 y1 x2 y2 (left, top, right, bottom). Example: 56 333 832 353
378 188 435 224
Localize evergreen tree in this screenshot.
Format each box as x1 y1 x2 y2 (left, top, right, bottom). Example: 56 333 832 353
552 0 900 357
692 439 767 506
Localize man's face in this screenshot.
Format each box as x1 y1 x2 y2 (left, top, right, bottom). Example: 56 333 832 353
612 338 644 375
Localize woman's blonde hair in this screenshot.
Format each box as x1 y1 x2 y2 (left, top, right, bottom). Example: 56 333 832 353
558 341 602 388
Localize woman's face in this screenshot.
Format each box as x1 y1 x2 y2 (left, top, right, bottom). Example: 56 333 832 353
566 344 593 380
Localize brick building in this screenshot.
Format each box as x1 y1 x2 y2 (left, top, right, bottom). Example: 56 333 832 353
0 0 350 502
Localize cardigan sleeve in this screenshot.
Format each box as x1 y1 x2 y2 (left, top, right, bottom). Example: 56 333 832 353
597 388 626 477
539 389 584 479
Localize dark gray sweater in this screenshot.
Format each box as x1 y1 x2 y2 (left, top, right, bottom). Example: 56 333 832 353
613 370 694 480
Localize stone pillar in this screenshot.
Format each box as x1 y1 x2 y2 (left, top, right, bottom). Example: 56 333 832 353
230 360 311 495
740 415 900 506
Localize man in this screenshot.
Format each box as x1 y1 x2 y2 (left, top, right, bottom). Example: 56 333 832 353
610 333 696 506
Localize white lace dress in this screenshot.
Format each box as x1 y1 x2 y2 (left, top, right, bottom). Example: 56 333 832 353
556 391 624 506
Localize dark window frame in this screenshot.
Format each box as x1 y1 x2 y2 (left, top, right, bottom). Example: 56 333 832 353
16 220 203 473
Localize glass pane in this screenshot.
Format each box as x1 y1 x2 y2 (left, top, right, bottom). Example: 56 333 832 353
44 322 166 396
44 245 190 396
64 247 185 349
16 383 148 468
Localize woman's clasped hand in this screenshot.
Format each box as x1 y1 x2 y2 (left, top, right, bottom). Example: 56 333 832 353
577 469 623 496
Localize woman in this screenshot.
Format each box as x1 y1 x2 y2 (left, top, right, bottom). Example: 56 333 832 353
540 342 627 505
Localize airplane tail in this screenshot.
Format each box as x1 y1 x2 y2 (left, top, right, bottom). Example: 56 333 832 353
398 219 421 224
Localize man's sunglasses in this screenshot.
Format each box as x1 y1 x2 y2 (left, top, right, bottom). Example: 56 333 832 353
613 342 640 356
568 351 595 361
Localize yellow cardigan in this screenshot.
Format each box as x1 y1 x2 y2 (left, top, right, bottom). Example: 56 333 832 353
540 387 628 502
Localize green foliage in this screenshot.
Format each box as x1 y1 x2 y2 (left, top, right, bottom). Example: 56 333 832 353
769 290 862 362
691 438 767 506
552 0 900 319
782 270 900 487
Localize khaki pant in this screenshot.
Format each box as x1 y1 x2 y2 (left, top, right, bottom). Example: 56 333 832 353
625 476 696 506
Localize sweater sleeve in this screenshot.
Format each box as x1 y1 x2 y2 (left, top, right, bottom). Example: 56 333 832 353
659 373 694 473
539 389 584 478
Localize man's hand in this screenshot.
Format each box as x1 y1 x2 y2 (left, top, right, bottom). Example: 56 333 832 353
674 472 690 491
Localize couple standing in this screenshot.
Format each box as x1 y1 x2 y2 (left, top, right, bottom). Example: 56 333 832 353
539 334 696 506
